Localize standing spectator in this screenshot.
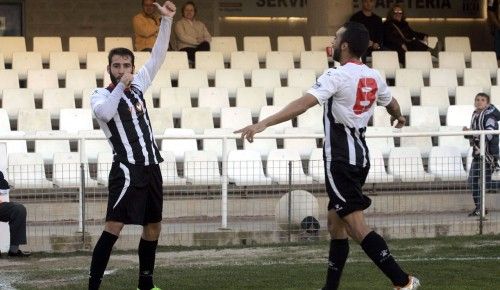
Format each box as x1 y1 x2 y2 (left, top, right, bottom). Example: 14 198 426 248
488 0 500 60
463 93 500 217
383 4 437 64
133 0 161 52
350 0 383 61
0 170 31 258
88 2 176 290
235 22 420 290
175 1 211 63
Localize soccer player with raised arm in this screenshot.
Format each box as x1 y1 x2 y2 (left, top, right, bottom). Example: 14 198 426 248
235 22 420 290
88 2 176 290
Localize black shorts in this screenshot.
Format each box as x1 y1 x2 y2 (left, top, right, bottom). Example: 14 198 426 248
325 160 371 218
106 161 163 225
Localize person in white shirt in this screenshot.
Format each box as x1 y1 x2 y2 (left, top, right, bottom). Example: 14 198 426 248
235 22 420 290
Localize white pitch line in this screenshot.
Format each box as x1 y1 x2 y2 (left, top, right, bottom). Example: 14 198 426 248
341 256 500 264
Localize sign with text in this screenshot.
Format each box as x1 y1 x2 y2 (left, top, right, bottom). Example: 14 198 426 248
218 0 308 17
352 0 484 18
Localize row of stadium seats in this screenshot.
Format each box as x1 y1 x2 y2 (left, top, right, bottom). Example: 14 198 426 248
0 84 496 115
0 67 499 105
0 68 319 99
1 145 475 189
0 117 479 162
1 35 458 64
373 51 497 78
0 49 495 82
0 102 479 134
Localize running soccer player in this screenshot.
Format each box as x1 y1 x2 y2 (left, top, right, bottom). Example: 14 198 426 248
88 2 176 290
235 22 420 290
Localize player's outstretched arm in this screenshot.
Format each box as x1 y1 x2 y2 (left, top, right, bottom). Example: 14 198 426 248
385 98 406 128
235 94 318 142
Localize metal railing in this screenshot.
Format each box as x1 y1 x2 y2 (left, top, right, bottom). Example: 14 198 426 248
0 129 499 251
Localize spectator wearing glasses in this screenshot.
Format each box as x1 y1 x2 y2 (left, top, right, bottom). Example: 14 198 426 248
383 4 438 63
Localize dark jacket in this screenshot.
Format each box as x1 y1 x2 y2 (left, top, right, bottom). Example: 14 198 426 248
468 104 500 164
0 170 9 195
350 11 384 46
383 20 427 50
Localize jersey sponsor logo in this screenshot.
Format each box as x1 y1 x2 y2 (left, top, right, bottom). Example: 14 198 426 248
312 81 322 89
353 77 377 115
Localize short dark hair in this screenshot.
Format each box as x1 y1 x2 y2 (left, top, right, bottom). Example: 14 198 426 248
182 1 197 17
476 92 491 103
340 22 369 58
108 47 135 66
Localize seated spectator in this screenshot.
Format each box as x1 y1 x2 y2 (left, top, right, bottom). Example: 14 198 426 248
0 170 31 258
383 4 437 63
133 0 161 52
350 0 383 62
175 1 211 63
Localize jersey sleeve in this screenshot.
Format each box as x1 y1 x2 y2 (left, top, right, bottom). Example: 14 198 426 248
306 69 339 106
375 71 392 106
91 85 124 123
133 16 173 92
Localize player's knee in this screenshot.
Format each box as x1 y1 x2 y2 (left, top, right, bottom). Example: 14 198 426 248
104 222 124 236
327 219 347 239
345 225 370 243
143 223 161 240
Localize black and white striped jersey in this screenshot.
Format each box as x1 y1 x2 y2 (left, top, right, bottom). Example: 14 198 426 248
307 61 392 167
91 16 173 166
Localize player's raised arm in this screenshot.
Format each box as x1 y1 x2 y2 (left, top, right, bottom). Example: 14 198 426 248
141 1 176 81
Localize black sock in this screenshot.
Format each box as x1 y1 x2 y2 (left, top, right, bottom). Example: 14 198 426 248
138 238 158 290
89 231 118 290
361 231 409 287
324 239 349 290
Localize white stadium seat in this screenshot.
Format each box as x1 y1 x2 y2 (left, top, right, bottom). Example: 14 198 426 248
159 151 187 185
211 36 238 63
52 152 97 187
267 149 313 184
183 150 221 185
366 146 394 183
33 36 62 64
69 36 98 64
244 36 272 62
161 128 197 162
8 153 53 188
180 107 214 134
277 36 305 62
228 149 272 186
428 146 467 181
388 147 435 182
